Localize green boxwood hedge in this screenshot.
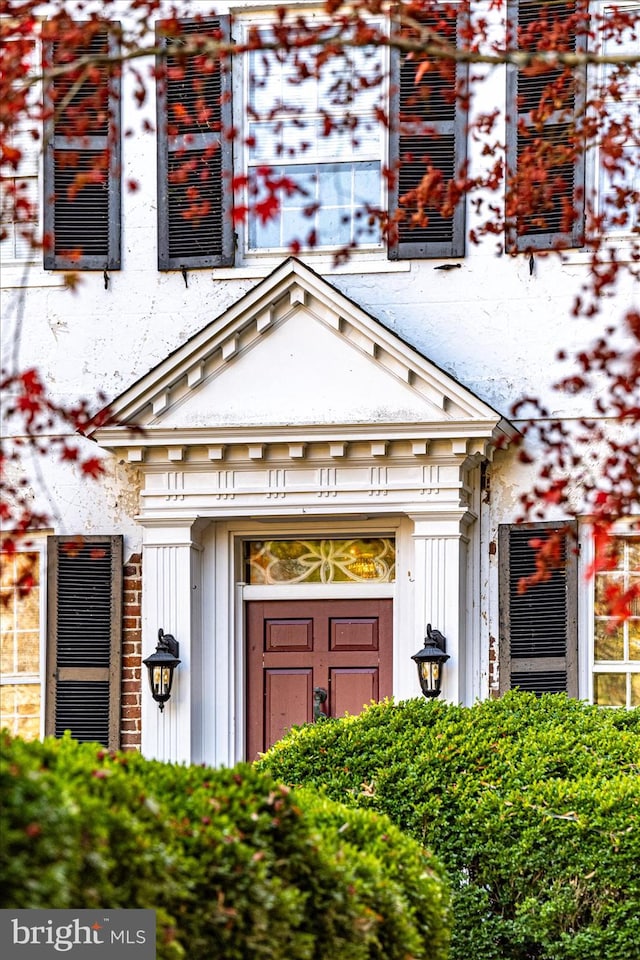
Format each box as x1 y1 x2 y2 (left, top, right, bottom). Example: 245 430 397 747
258 692 640 960
0 732 449 960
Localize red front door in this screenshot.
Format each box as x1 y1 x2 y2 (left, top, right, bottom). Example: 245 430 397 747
246 598 392 759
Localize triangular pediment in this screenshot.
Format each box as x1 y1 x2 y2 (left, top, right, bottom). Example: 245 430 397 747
96 259 513 456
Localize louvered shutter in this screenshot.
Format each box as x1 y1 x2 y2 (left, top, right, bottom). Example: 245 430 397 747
499 522 578 696
156 16 234 270
388 6 467 259
42 23 121 270
506 0 587 251
46 535 122 748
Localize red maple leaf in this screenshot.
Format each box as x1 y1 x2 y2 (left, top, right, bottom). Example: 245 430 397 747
254 194 280 224
81 457 104 479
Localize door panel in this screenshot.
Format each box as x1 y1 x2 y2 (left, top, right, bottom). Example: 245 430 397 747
247 598 392 759
331 667 379 717
265 669 313 747
265 619 313 652
331 618 379 650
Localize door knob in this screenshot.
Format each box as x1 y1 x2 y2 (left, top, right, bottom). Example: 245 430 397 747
313 686 328 721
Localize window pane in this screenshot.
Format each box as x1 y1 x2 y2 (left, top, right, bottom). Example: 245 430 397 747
249 210 282 249
593 673 626 707
19 586 39 630
594 621 623 660
595 540 624 572
630 575 640 616
0 589 14 628
249 118 380 165
631 673 640 708
0 175 38 261
322 205 351 247
629 621 640 660
0 681 41 739
594 573 620 616
323 166 354 205
1 627 14 674
17 632 40 673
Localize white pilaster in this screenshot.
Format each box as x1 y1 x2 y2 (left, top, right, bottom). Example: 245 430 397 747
140 519 199 762
410 512 473 705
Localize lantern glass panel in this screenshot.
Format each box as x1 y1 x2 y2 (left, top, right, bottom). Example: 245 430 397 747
152 665 172 698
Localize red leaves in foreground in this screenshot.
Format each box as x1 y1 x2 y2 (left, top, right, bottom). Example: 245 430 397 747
517 530 566 594
518 524 639 627
513 298 640 618
600 581 640 624
232 169 303 227
57 539 106 561
2 368 110 438
0 367 113 552
517 306 640 518
1 2 638 618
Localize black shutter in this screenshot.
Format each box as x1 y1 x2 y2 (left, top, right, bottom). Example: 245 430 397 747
499 522 578 696
156 16 234 270
46 535 122 748
506 0 587 251
43 23 121 270
388 6 467 259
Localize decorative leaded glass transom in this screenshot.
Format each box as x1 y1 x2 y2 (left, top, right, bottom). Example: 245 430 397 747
245 538 396 584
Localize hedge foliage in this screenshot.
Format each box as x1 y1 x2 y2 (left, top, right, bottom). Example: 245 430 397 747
258 692 640 960
0 732 450 960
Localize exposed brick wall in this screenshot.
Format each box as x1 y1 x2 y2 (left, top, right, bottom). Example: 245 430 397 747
121 553 142 750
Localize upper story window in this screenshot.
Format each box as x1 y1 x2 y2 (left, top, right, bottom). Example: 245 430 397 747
243 28 385 253
595 3 639 237
0 40 39 265
155 7 468 270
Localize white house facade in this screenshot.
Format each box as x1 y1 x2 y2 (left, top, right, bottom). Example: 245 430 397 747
1 0 638 764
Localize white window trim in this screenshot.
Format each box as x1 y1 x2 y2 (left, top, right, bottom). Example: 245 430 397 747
0 32 42 268
0 535 48 739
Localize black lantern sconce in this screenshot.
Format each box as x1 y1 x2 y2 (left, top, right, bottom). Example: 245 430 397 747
412 624 450 699
143 629 181 712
